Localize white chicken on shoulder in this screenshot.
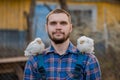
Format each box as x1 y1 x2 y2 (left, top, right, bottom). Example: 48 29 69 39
77 36 94 54
24 38 45 57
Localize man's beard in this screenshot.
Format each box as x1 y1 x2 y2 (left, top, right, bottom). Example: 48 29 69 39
48 31 70 44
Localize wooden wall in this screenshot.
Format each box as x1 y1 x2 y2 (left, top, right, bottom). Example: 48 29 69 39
67 1 120 29
0 0 120 30
0 0 31 31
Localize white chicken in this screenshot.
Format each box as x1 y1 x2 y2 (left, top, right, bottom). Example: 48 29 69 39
24 38 45 57
77 36 94 54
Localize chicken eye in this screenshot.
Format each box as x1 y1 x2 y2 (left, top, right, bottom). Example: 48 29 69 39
37 40 41 44
80 40 84 44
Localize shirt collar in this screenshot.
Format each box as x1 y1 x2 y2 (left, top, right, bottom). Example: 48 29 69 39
45 42 79 55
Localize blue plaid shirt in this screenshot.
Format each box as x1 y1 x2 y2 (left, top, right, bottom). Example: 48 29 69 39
24 42 101 80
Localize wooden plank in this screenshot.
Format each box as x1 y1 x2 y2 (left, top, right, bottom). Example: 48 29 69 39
15 64 24 80
0 63 24 80
0 68 14 74
0 56 28 64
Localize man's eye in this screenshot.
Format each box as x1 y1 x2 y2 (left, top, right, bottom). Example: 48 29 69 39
60 21 68 25
50 22 57 25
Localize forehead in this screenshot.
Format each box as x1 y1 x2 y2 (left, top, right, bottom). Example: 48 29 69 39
48 13 69 22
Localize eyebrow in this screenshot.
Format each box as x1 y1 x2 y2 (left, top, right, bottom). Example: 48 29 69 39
49 21 57 24
49 21 68 25
60 21 68 24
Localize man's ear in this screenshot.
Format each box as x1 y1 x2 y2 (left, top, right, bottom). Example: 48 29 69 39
70 24 72 33
45 24 48 33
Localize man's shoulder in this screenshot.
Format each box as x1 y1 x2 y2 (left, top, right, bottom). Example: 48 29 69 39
27 55 39 63
85 53 97 59
83 53 99 64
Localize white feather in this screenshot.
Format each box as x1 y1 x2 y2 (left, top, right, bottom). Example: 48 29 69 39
24 38 45 57
77 36 94 54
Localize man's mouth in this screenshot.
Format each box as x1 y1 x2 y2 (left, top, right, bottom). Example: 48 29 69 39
53 31 64 35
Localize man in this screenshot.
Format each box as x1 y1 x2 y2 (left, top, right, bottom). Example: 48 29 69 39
24 9 101 80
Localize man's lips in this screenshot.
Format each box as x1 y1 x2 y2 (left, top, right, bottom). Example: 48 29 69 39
53 32 64 35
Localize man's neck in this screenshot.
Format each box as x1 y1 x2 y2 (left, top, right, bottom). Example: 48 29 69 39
51 39 70 55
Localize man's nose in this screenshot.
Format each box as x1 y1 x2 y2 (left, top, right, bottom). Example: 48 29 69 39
56 23 62 29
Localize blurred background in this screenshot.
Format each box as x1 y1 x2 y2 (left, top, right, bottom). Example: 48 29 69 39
0 0 120 80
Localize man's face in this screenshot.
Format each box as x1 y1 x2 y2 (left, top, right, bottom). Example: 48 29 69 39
46 13 72 44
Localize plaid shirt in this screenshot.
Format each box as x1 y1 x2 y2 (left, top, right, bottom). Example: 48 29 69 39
24 42 101 80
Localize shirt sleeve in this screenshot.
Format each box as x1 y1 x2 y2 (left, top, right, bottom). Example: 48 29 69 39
23 56 39 80
85 54 101 80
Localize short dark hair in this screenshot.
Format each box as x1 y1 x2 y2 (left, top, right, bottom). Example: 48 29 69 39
46 9 71 24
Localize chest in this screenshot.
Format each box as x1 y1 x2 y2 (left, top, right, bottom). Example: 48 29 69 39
44 53 78 79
